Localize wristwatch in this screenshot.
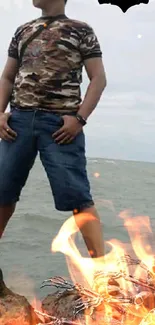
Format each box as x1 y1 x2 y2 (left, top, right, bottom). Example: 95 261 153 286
76 113 87 126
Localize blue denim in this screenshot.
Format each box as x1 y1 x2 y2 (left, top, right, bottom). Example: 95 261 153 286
0 107 94 211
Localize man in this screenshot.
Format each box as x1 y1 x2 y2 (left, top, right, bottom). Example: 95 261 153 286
0 0 106 259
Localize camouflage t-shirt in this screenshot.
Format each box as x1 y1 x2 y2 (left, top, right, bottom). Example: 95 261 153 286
8 14 102 112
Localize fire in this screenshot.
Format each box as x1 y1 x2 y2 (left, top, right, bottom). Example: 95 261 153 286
31 297 42 315
52 214 95 287
51 210 155 324
120 210 154 270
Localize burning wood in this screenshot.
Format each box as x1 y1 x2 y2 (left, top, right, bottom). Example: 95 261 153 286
1 254 155 324
36 255 155 324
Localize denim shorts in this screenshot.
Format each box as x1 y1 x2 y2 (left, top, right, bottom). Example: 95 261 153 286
0 107 94 211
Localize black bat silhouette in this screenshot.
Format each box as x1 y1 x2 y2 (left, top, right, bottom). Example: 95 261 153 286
98 0 149 12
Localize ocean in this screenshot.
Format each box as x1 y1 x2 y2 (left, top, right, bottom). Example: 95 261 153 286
1 157 155 302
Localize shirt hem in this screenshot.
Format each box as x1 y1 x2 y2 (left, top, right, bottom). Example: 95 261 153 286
10 103 79 114
82 53 102 60
8 53 18 60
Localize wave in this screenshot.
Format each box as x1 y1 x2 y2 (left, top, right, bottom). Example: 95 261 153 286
105 160 117 165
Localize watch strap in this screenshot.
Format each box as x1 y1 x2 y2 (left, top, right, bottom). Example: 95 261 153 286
76 113 87 126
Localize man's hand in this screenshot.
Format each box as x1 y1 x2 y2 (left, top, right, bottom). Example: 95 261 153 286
52 115 83 144
0 112 17 141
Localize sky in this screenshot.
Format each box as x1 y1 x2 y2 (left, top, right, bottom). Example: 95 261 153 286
0 0 155 162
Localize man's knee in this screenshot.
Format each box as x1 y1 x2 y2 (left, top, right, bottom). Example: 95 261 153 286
0 203 16 217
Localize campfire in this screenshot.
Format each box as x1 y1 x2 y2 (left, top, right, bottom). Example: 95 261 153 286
1 210 155 325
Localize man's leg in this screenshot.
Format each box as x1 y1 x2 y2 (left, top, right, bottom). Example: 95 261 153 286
0 109 37 238
73 205 104 258
0 204 16 238
38 112 104 258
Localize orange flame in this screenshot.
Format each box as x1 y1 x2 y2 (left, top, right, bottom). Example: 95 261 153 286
52 215 95 288
51 210 155 324
120 210 154 271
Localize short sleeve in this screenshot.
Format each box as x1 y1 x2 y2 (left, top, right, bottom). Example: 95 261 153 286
80 25 102 61
8 27 21 60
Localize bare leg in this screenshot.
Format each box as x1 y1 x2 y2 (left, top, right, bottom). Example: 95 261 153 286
0 204 16 238
74 205 104 258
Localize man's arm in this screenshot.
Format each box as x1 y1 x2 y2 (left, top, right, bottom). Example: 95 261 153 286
0 57 18 114
52 24 107 144
78 57 107 120
0 58 18 141
52 59 107 144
